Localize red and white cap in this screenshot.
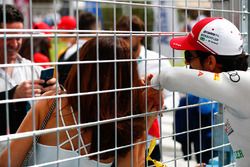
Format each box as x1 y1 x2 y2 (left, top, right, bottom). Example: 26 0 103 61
170 17 243 56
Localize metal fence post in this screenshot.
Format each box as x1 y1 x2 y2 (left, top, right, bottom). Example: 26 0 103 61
241 0 248 61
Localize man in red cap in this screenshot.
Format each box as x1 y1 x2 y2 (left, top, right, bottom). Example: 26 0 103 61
18 22 51 68
33 22 51 31
58 12 100 85
152 17 249 167
50 16 77 61
57 16 76 30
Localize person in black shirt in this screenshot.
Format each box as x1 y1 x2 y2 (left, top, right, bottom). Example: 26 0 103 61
58 12 100 85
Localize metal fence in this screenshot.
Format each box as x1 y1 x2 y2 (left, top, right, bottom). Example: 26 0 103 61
0 0 248 167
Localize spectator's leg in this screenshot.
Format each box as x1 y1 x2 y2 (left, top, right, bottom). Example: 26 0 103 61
181 140 192 161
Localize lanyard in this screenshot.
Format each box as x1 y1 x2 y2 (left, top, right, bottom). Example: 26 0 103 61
146 138 167 167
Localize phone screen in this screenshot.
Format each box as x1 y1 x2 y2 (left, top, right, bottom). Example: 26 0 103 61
40 67 54 87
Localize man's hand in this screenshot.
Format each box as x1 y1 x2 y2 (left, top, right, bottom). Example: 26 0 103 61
41 77 57 92
142 74 164 111
13 80 44 98
13 78 58 99
150 74 161 90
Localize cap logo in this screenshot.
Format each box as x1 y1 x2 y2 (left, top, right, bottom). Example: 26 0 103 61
200 30 219 45
200 36 205 41
173 42 181 47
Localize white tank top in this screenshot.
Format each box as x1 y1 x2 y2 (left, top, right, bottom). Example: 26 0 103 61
27 143 112 167
27 97 113 167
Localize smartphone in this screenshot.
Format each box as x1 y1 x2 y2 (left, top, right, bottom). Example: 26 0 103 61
40 67 54 87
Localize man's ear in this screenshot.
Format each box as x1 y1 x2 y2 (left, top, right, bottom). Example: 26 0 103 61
205 55 217 72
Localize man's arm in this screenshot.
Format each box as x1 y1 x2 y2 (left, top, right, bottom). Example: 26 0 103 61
152 67 250 117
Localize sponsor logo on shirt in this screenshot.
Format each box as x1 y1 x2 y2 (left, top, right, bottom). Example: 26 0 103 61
234 149 244 159
198 71 204 77
214 73 220 81
225 119 234 136
137 56 142 64
227 71 240 83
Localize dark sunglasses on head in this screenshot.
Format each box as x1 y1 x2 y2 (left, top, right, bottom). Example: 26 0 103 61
184 51 200 63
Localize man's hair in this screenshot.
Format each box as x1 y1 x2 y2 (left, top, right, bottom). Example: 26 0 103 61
116 15 145 45
188 10 198 20
79 12 97 30
0 4 23 24
196 51 249 72
116 15 145 32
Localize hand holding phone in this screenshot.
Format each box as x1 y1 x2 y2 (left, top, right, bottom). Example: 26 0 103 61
40 67 54 87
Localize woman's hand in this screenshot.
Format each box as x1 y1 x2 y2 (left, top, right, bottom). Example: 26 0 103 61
140 74 164 127
141 74 164 111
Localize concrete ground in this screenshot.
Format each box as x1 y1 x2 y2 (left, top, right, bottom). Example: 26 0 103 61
161 112 198 167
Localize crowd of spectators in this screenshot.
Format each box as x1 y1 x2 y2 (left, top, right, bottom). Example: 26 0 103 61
0 3 249 167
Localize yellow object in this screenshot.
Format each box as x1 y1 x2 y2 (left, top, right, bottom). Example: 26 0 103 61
214 73 220 81
49 39 69 62
146 138 167 167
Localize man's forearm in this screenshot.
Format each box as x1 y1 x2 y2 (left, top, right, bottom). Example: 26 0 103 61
155 67 250 115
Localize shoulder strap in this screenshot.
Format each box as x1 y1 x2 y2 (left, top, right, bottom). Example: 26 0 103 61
38 86 66 140
41 100 57 128
22 99 57 166
36 99 57 142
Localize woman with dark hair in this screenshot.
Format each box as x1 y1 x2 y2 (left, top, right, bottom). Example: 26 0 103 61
0 37 162 167
19 37 51 68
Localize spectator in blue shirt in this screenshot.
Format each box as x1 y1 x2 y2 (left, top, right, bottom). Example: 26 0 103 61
175 93 218 163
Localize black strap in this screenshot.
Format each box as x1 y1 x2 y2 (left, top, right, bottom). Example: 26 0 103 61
35 99 57 142
22 99 57 166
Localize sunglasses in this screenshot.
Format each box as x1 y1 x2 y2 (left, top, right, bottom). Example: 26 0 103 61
184 51 200 63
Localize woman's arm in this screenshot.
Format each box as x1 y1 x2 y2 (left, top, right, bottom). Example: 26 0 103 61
0 99 45 167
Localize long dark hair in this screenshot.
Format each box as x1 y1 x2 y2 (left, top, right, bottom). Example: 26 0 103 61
64 37 146 159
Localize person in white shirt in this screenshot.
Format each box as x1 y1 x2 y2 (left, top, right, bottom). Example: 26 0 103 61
152 17 249 166
117 15 180 165
58 12 101 85
0 4 56 135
